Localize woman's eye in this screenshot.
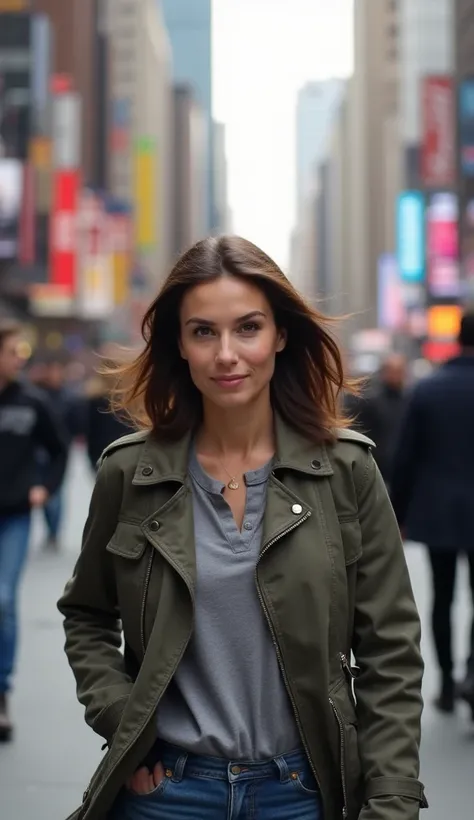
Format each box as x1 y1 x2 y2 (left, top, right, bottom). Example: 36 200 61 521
239 322 260 333
194 326 214 337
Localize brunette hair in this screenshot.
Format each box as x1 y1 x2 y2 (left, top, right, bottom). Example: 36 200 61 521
0 318 22 350
109 236 356 443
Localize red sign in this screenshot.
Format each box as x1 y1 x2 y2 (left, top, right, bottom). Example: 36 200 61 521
50 74 73 95
422 340 460 362
49 169 80 292
421 76 455 188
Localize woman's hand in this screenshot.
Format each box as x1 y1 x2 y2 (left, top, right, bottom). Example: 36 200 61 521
29 485 49 507
126 761 165 795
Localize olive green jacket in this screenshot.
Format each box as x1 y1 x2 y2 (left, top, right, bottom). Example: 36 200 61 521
58 416 427 820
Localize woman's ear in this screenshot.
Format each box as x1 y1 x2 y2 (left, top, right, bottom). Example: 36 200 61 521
178 337 188 360
276 328 287 353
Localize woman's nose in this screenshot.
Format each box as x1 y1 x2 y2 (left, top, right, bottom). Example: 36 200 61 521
215 335 239 364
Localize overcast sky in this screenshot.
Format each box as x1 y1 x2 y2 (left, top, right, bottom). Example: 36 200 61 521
212 0 354 269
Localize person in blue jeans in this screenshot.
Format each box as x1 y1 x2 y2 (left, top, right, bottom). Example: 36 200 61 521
0 319 67 741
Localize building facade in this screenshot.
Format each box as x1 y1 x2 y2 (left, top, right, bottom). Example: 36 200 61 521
172 84 207 258
347 0 402 327
295 79 345 219
399 0 454 186
107 0 173 288
35 0 99 186
161 0 214 232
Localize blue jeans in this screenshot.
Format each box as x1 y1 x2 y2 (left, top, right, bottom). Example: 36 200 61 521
112 742 323 820
0 513 31 693
43 491 63 540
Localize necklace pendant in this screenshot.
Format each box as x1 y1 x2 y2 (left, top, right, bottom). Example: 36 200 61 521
227 478 240 490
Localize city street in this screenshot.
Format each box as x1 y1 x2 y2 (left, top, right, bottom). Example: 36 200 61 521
0 445 472 820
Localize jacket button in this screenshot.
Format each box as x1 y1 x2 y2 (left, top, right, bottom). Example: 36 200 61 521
150 520 160 532
142 466 153 476
311 459 321 470
292 504 303 515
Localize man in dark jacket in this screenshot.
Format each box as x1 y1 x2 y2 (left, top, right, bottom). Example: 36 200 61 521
346 353 407 482
34 356 82 549
391 313 474 716
0 320 67 741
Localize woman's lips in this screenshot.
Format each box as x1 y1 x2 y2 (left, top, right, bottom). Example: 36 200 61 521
212 375 248 388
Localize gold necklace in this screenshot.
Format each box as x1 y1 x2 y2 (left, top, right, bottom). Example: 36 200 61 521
219 459 241 491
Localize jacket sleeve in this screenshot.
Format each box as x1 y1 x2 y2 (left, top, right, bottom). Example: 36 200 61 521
57 455 134 743
353 452 427 820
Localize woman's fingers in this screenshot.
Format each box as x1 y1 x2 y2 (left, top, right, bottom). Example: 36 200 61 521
153 761 165 787
127 762 165 794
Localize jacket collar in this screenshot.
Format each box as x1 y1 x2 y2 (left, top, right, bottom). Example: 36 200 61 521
132 413 333 486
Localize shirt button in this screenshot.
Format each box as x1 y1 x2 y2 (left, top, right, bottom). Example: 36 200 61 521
292 503 303 515
150 520 160 532
142 466 153 476
243 522 253 531
311 459 321 470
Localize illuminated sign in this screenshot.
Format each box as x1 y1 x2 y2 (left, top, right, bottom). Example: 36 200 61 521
396 191 425 283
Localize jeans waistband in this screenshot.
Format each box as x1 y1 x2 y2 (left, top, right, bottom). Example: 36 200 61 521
158 741 309 784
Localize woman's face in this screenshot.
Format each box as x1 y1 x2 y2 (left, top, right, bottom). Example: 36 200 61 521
179 276 286 410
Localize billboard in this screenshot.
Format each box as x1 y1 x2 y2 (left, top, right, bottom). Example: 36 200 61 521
134 137 156 250
0 158 22 258
426 192 460 298
377 254 405 330
76 190 114 319
459 77 474 178
421 76 455 189
427 305 461 339
49 169 80 292
396 191 425 283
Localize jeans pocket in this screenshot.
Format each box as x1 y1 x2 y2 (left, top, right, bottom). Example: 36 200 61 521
129 775 171 800
289 765 320 797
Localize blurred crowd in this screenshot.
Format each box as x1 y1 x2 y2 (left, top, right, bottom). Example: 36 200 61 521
346 313 474 722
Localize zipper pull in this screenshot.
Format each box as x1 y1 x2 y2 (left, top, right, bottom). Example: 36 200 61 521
340 652 360 679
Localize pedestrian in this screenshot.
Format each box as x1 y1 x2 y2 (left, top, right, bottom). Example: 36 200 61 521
34 355 82 550
345 353 407 485
391 311 474 718
84 368 135 472
0 319 67 741
58 236 426 820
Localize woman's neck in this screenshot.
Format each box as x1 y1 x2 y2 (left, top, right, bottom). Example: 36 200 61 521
197 394 275 459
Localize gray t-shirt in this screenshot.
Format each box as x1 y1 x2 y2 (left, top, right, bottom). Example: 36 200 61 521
155 446 301 760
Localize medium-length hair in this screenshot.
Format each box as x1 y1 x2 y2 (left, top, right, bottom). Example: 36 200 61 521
109 235 356 443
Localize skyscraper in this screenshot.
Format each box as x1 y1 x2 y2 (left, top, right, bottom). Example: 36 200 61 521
160 0 214 233
295 79 345 217
399 0 454 186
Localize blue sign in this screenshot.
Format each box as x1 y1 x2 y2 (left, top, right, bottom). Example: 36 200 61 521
459 78 474 177
396 191 425 283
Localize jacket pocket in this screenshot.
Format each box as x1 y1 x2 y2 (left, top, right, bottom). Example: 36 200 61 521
106 521 152 657
329 680 363 820
339 518 362 566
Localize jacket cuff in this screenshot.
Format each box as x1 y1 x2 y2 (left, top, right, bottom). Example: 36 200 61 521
364 777 428 808
92 695 129 742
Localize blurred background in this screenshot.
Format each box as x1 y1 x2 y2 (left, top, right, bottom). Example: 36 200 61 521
0 1 473 819
0 0 470 368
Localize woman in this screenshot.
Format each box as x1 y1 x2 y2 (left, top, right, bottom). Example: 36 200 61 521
58 236 427 820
